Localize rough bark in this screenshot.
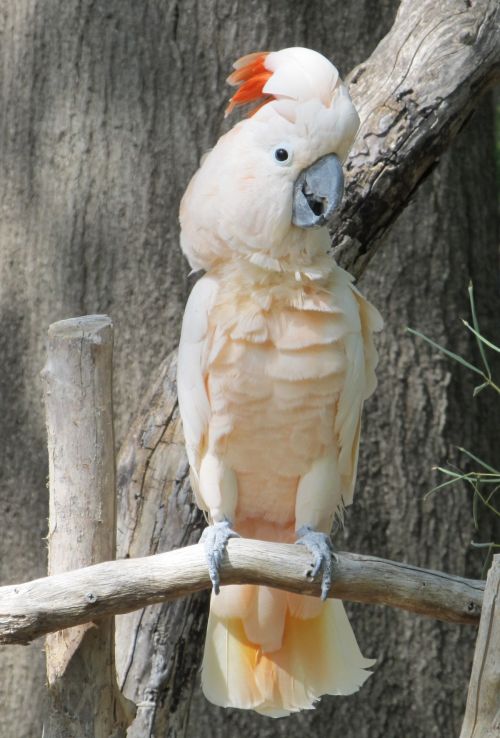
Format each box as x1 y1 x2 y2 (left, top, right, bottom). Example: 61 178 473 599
0 1 497 737
42 316 133 737
460 555 500 738
332 0 500 275
115 354 208 738
0 539 485 645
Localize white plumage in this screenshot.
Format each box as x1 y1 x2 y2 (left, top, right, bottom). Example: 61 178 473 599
177 46 382 715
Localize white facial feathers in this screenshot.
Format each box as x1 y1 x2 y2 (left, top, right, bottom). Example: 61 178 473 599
179 47 360 272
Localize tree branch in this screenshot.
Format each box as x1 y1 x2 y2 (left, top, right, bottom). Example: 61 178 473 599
0 539 484 646
332 0 500 277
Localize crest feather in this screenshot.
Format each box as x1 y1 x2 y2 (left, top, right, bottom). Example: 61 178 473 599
225 48 343 119
226 52 273 117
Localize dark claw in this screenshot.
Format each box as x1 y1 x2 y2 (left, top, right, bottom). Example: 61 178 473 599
296 525 335 600
200 520 240 594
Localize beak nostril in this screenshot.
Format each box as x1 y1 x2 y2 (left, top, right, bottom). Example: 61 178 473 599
302 183 326 217
309 197 325 217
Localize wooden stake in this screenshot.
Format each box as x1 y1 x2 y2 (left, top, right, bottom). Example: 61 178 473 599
460 554 500 738
42 315 134 738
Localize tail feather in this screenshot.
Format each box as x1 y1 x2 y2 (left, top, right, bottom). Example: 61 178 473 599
202 613 262 710
201 587 375 716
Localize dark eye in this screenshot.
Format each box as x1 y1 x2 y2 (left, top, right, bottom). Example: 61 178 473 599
274 148 289 162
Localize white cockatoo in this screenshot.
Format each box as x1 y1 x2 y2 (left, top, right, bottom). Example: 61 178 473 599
177 47 382 716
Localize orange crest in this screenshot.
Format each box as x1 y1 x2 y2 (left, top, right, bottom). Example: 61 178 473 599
225 52 274 117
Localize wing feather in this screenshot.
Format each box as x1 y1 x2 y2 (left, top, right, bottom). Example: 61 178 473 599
335 287 383 506
177 275 219 507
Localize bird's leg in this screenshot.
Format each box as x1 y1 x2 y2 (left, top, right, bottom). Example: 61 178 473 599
198 454 239 594
201 519 240 595
295 525 335 600
294 455 340 600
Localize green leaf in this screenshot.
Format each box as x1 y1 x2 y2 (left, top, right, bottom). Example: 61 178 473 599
473 488 479 530
457 447 499 474
470 541 500 549
473 382 489 397
434 466 466 479
485 486 500 506
467 284 491 376
406 328 483 376
425 476 461 498
462 318 500 355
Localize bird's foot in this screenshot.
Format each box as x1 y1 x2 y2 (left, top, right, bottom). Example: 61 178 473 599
200 520 240 595
296 526 335 600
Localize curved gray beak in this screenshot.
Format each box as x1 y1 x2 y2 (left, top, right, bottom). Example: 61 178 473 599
292 154 344 229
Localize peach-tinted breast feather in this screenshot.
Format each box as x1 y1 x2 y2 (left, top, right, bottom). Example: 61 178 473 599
178 262 380 532
177 260 381 716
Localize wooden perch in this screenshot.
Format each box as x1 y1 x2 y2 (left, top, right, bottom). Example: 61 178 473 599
42 316 133 737
0 539 484 646
460 555 500 738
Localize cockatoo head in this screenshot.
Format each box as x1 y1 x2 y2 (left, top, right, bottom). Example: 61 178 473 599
180 47 359 272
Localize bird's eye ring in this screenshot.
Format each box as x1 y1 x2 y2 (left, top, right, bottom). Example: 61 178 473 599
274 146 293 166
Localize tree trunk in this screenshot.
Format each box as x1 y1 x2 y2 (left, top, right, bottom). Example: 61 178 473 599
0 2 497 737
115 354 209 738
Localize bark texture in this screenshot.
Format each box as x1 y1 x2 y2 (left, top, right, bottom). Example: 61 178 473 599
333 0 500 275
115 353 208 738
0 1 497 737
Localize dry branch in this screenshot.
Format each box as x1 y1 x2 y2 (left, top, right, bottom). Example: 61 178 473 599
332 0 500 276
0 539 484 646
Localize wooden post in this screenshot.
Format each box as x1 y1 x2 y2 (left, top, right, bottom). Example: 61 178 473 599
42 315 134 738
460 554 500 738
